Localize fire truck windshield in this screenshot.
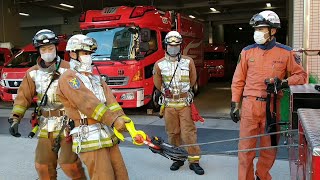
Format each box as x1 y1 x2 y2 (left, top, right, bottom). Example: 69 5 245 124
5 51 38 68
86 27 136 61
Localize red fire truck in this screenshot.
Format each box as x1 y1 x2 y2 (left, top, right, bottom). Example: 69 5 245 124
80 6 208 110
0 37 68 102
204 44 227 79
0 42 14 72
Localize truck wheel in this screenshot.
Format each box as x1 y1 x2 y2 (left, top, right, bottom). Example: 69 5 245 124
192 80 200 96
147 89 161 112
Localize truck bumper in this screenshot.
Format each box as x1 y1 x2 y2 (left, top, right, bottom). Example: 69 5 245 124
111 88 145 108
0 87 17 102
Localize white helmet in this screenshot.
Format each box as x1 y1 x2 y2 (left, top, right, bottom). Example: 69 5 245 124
249 10 281 28
164 31 182 46
66 34 97 52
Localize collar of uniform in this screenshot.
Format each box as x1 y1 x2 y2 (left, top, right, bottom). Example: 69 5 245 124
257 38 276 50
165 53 179 61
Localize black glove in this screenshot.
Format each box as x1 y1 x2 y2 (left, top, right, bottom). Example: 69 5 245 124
8 118 21 137
274 77 289 90
230 102 240 123
265 77 289 92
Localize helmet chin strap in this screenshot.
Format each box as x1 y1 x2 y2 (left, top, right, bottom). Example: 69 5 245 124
74 51 81 62
261 28 273 45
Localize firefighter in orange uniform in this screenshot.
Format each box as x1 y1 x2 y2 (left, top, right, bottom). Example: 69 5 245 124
153 31 204 175
56 34 129 180
8 29 86 179
230 11 307 180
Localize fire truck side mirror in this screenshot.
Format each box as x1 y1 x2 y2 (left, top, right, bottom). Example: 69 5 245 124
140 28 151 42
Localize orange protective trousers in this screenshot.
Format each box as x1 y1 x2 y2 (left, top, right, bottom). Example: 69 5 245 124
238 96 280 180
35 133 86 180
79 145 129 180
164 106 201 162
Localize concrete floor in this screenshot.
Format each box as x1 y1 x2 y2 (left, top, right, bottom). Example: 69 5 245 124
194 81 231 118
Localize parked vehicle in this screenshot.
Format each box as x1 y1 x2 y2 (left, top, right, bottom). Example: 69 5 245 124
204 44 228 79
0 42 14 72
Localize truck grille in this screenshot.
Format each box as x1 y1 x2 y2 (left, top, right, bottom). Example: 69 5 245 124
7 80 22 88
8 89 18 94
107 76 128 86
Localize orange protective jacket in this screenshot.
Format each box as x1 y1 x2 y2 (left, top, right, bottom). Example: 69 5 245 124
232 39 307 103
56 70 124 127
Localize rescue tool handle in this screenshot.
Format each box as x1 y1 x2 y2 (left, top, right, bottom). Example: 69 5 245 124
28 125 39 138
113 120 147 146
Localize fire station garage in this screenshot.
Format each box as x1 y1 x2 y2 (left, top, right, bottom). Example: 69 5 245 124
0 0 320 179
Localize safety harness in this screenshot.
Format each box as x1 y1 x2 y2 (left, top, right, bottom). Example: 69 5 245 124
29 59 62 138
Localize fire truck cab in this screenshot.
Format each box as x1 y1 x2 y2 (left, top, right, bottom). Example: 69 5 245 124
0 42 14 72
80 6 207 110
204 44 228 79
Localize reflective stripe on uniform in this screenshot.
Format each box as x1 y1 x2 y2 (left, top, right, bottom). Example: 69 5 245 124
38 129 64 138
72 135 118 153
107 103 122 112
188 155 201 161
12 105 27 115
91 103 108 121
180 76 190 82
162 75 190 83
166 101 187 108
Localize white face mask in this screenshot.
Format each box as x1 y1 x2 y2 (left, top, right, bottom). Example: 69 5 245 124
254 31 269 44
167 46 180 57
41 50 56 62
69 59 80 71
78 55 93 73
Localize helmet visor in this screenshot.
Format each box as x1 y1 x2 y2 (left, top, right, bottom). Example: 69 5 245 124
166 36 182 45
249 14 270 27
34 31 56 41
82 38 97 51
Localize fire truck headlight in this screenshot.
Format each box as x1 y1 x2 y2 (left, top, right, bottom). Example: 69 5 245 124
0 80 5 87
2 72 8 79
120 93 135 100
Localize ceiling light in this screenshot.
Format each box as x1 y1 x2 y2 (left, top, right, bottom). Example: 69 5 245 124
60 3 74 8
210 8 217 11
189 15 195 19
239 27 243 30
266 3 271 7
19 12 30 16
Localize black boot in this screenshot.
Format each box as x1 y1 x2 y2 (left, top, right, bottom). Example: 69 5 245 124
170 161 184 171
189 163 204 175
